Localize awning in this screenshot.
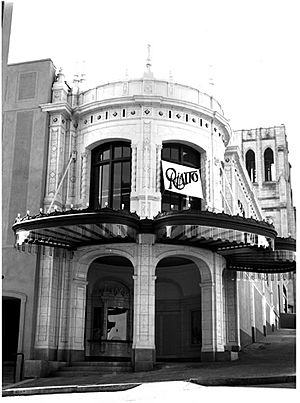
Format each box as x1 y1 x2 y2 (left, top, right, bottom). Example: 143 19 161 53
12 208 295 273
13 208 140 249
218 245 295 273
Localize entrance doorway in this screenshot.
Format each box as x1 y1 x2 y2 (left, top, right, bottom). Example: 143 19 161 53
2 297 21 361
85 256 133 361
155 257 201 361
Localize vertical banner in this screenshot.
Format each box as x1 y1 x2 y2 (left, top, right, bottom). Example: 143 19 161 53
161 160 203 198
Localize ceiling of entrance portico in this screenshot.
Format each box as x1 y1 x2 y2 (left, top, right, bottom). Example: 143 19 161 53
157 256 195 267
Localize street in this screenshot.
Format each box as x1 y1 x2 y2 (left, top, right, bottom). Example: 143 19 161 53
3 381 297 403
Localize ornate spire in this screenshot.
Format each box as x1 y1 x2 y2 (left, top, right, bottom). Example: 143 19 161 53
146 44 152 72
209 64 215 90
56 67 65 83
143 44 154 79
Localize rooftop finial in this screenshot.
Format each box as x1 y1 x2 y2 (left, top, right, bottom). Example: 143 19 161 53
146 44 152 72
209 64 215 88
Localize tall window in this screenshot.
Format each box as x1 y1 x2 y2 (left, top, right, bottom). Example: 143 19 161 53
245 150 256 182
264 148 274 182
90 142 131 210
161 143 202 211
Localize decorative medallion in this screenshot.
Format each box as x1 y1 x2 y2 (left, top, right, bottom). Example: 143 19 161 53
192 118 196 122
53 117 58 123
113 112 118 117
176 113 181 119
158 111 163 116
144 109 151 115
84 119 87 124
97 115 101 120
131 110 136 115
144 83 153 93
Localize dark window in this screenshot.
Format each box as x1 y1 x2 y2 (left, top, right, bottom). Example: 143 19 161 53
169 110 172 118
90 142 131 210
161 143 202 211
264 148 274 181
246 150 256 182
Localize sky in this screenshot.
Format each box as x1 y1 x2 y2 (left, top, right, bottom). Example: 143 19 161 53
8 0 300 200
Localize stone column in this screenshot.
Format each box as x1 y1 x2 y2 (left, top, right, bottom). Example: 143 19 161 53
68 277 88 362
134 119 161 218
132 234 156 371
44 114 67 211
224 271 240 353
213 256 226 358
57 256 72 361
200 254 226 361
79 151 89 206
65 120 77 208
34 247 60 360
200 280 215 360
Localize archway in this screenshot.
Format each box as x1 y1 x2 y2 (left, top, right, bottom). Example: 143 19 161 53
155 256 202 361
85 255 134 361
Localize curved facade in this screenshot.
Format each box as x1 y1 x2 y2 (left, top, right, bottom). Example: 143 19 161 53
3 62 296 379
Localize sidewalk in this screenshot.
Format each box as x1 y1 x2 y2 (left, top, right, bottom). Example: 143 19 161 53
2 328 296 396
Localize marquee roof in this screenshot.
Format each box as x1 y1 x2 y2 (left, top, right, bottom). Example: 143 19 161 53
12 208 295 273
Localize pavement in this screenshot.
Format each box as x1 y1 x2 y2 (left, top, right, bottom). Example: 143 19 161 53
2 328 296 397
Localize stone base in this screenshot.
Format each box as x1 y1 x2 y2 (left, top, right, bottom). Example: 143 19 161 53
216 351 239 361
201 351 239 362
24 360 66 378
132 348 155 371
34 348 85 363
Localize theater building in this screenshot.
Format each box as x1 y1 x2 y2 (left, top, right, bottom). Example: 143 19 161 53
2 53 296 379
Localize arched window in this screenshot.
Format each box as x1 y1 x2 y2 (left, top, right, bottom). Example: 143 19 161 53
245 150 256 182
264 148 274 182
90 142 131 210
161 143 202 211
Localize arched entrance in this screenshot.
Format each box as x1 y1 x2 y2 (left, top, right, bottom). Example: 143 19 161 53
155 257 201 361
85 256 134 361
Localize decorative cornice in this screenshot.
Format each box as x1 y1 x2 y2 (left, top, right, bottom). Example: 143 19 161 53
40 102 73 117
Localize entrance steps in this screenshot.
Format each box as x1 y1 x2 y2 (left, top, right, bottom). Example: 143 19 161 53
54 361 132 377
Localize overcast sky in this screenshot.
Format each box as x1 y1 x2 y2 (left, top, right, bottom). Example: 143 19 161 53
8 0 300 201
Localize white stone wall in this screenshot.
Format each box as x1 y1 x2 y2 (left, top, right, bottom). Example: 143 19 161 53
41 76 231 218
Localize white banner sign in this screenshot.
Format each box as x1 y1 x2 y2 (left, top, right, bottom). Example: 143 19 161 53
161 160 203 199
